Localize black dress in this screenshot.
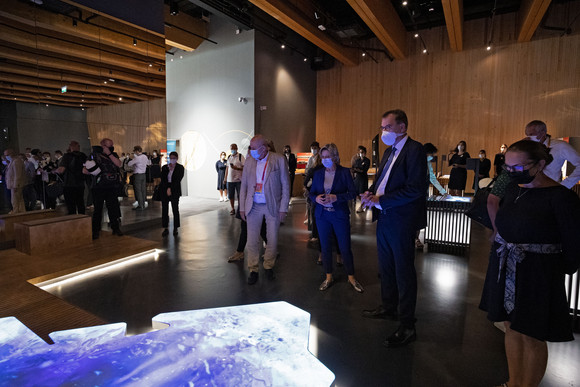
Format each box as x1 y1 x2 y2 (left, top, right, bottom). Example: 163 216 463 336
494 153 505 176
216 160 227 190
479 183 580 342
352 156 370 194
448 152 470 190
150 156 161 179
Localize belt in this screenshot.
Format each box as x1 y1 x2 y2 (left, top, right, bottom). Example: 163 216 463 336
322 206 335 212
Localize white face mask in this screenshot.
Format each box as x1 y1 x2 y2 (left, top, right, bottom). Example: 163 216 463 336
529 135 542 143
321 158 333 168
169 158 177 164
381 131 398 146
311 148 318 155
457 145 464 151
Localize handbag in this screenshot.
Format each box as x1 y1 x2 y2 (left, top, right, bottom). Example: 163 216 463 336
465 178 495 229
152 184 161 201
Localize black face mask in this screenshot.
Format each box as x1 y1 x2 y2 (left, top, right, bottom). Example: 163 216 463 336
508 169 536 184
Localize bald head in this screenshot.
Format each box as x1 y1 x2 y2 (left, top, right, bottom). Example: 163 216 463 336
249 135 269 160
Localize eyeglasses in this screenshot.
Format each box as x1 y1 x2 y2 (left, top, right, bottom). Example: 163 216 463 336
380 124 395 131
502 161 536 173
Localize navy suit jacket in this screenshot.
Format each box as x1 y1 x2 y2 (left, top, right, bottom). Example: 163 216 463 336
369 137 427 231
309 165 357 217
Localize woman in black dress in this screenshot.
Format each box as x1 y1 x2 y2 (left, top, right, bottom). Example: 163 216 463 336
448 140 470 196
216 152 227 201
480 140 580 386
352 146 370 213
150 150 162 187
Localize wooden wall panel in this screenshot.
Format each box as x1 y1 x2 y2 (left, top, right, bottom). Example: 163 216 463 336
87 98 166 154
316 14 580 192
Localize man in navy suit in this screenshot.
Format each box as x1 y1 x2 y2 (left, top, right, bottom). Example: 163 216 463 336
361 109 427 347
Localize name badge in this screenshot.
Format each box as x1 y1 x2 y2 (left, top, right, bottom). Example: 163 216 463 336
255 183 263 193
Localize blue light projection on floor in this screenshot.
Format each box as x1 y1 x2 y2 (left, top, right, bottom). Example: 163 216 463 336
0 301 334 386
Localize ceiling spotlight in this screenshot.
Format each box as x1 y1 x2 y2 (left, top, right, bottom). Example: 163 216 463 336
422 49 427 54
81 108 85 111
179 55 183 59
281 44 285 49
133 38 137 46
80 104 83 106
170 0 179 16
362 52 366 57
303 58 308 62
72 19 77 27
170 58 174 62
414 33 419 38
317 24 326 31
30 0 43 5
402 1 408 5
45 104 48 107
148 63 153 67
118 97 123 101
486 45 492 51
429 7 435 12
103 81 107 84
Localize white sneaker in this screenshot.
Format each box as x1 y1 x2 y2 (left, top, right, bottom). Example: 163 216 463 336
132 201 139 208
219 198 224 202
144 201 149 208
224 197 229 202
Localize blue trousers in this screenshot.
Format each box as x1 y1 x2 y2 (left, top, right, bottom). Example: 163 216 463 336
377 214 417 327
316 209 354 275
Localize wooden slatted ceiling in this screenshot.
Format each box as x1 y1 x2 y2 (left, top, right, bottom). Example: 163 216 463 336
346 0 407 60
442 0 464 51
249 0 360 66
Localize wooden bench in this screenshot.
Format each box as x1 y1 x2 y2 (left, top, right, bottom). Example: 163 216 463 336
14 214 92 255
0 209 58 243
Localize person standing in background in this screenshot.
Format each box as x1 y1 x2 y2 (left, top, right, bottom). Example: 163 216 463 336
225 143 245 215
525 120 580 189
448 141 470 196
494 144 508 177
352 146 370 213
54 141 87 214
3 149 26 214
128 146 150 211
473 149 491 189
150 150 162 187
161 152 184 237
216 152 228 201
284 145 297 197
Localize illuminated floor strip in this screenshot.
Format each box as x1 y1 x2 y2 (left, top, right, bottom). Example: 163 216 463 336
35 249 161 291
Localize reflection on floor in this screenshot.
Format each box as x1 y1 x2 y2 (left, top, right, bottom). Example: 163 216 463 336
47 197 579 387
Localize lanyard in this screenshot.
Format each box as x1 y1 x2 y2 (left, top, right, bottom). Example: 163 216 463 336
258 156 269 183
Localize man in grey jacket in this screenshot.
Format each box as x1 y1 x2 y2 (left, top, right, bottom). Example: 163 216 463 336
240 135 290 285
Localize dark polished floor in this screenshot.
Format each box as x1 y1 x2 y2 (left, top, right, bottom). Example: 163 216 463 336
47 197 579 387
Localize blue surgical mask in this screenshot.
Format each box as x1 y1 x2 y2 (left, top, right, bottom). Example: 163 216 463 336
427 155 433 161
5 156 12 162
321 158 333 168
381 131 398 146
231 149 237 155
169 159 177 164
250 149 261 160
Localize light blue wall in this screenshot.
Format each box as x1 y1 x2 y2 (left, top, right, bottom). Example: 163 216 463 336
166 16 255 198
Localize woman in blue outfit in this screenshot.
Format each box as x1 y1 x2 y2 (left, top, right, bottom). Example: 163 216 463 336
309 143 364 293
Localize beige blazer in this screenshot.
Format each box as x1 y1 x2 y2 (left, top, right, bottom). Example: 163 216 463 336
240 151 290 217
5 158 26 190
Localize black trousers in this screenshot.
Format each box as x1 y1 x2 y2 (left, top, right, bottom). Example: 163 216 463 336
377 215 418 328
237 218 267 253
64 186 85 215
92 188 121 235
162 196 180 229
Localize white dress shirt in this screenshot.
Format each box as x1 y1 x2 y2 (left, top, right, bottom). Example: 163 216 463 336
253 152 269 204
128 153 150 174
542 137 580 189
375 135 409 210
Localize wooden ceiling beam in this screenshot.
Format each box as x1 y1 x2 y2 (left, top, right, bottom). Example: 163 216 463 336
346 0 407 60
0 73 152 102
163 4 207 52
442 0 463 51
0 0 165 61
517 0 552 42
0 82 139 103
248 0 359 66
0 45 165 91
0 23 163 75
0 63 165 98
0 89 107 107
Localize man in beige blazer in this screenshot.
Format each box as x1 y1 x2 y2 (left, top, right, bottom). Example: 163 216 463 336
240 135 290 285
3 149 26 214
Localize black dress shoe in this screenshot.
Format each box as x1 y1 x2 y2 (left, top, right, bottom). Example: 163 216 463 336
265 269 275 280
112 229 124 236
173 229 178 236
247 271 259 285
383 325 416 348
361 306 398 320
162 229 169 237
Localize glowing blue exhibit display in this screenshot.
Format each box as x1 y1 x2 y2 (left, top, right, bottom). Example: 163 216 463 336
0 302 334 386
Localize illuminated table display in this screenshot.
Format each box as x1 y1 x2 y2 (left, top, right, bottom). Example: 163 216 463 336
0 302 334 386
425 196 472 254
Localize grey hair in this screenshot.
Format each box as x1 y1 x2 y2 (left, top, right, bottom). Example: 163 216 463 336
321 143 340 165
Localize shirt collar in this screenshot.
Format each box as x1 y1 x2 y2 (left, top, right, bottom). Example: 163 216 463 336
393 134 409 152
